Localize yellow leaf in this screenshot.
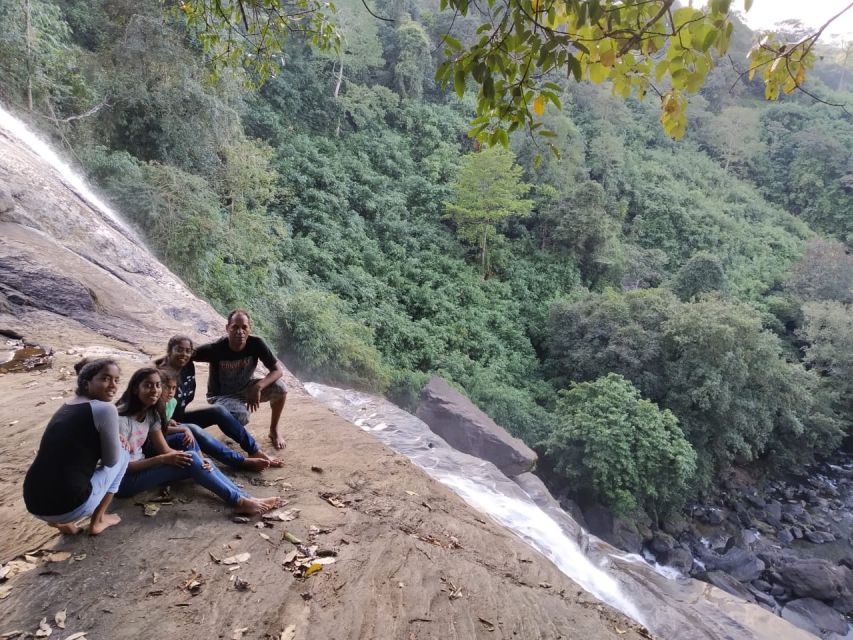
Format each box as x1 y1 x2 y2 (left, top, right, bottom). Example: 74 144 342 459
532 95 545 116
304 562 323 577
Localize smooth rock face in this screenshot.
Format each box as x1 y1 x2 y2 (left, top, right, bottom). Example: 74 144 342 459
416 376 537 477
781 598 849 637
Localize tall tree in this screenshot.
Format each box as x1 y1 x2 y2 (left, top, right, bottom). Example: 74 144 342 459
444 146 532 277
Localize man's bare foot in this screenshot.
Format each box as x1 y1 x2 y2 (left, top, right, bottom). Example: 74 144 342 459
89 513 121 536
269 431 286 450
250 450 282 468
240 457 269 472
48 521 82 535
233 496 281 516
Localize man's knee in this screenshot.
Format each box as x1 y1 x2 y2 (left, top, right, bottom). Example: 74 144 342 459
260 379 288 404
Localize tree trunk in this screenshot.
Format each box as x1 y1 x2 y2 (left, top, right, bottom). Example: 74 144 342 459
334 59 344 137
25 0 33 111
481 227 488 279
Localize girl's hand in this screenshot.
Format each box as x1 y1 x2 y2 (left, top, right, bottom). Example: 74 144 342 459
119 435 132 452
167 419 178 428
162 450 193 468
180 426 195 447
201 458 213 472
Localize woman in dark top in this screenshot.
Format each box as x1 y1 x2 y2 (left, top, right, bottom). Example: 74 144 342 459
156 335 280 467
23 359 130 535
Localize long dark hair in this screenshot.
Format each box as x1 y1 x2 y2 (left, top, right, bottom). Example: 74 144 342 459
74 358 119 397
116 367 161 418
155 334 194 368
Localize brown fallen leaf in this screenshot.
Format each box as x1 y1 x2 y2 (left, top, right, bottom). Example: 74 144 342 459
280 625 296 640
538 582 552 589
45 552 71 563
478 617 496 632
234 576 251 591
264 509 300 523
310 466 323 473
143 503 160 517
34 617 51 637
303 563 323 578
282 549 298 565
54 609 66 629
405 490 419 496
0 584 12 599
221 553 250 565
64 633 87 640
146 590 164 597
232 516 250 524
232 627 249 640
319 493 347 509
258 532 271 542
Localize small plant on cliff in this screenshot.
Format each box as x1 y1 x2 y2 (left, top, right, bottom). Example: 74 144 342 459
542 373 696 519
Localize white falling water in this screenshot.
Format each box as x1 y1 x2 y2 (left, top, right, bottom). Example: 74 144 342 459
304 383 645 625
0 104 130 232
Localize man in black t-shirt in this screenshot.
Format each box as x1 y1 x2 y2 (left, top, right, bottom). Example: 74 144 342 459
194 309 289 449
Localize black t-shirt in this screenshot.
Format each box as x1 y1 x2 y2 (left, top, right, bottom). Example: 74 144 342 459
23 403 101 516
193 336 277 398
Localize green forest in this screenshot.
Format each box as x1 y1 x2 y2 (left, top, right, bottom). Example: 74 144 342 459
2 0 852 521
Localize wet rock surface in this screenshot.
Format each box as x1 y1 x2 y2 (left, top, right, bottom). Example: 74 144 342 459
638 457 853 638
416 375 537 477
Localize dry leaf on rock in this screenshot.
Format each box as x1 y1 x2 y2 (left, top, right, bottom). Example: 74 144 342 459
263 509 300 523
231 627 249 640
64 633 87 640
0 584 12 599
320 493 347 509
303 563 323 578
282 550 298 565
258 532 271 542
45 552 71 563
34 617 51 637
54 610 66 629
232 516 250 524
478 618 496 632
142 503 159 517
234 577 251 592
280 625 296 640
221 553 250 565
282 531 302 545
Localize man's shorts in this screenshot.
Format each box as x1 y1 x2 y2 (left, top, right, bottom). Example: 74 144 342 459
208 378 288 426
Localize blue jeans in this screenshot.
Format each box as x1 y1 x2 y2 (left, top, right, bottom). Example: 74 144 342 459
180 405 258 454
170 427 245 469
39 450 130 523
116 439 246 506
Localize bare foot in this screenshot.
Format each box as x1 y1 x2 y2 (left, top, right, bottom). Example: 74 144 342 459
269 431 286 450
89 513 121 536
48 521 82 535
240 457 270 472
234 496 279 516
259 496 283 509
250 450 282 468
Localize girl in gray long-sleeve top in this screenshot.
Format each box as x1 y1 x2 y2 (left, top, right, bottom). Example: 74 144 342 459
23 359 130 535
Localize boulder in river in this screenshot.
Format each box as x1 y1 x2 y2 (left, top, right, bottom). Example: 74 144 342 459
777 559 853 602
416 376 537 477
781 598 849 637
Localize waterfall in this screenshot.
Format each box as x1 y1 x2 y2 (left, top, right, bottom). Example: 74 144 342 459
305 382 815 640
0 104 130 232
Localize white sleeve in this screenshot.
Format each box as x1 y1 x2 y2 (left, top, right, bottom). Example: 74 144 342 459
90 401 123 467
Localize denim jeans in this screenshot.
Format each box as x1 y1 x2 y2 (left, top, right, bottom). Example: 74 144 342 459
169 427 245 469
180 405 258 454
38 449 130 523
116 439 246 506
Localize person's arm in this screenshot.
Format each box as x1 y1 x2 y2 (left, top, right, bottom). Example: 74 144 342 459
191 342 214 363
91 401 123 467
126 419 194 473
246 338 284 410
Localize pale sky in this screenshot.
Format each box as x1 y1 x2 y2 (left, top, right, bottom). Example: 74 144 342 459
740 0 853 40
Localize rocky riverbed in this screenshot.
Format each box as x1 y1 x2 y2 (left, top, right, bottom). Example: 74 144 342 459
567 457 853 639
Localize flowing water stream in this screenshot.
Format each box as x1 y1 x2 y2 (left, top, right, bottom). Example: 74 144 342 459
0 105 129 232
306 383 817 640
